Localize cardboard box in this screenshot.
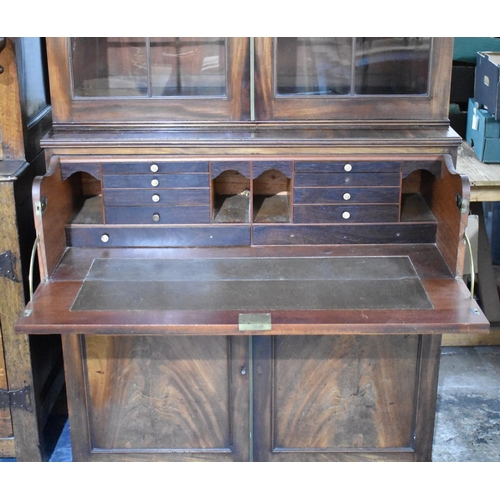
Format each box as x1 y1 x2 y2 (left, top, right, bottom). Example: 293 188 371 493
475 52 500 119
466 98 500 163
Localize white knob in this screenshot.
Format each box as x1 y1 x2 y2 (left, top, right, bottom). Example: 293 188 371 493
101 233 110 243
151 178 159 187
343 192 351 201
342 211 351 220
344 163 352 172
152 194 160 203
152 213 160 222
150 164 159 173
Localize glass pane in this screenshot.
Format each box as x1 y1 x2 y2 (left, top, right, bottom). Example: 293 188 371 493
71 37 148 97
354 37 431 95
150 37 226 96
276 37 352 96
16 37 49 121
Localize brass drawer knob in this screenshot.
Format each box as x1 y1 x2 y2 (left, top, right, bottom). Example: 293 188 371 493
344 163 353 172
342 211 351 220
151 178 160 187
152 194 160 203
152 213 160 222
343 192 351 201
150 164 159 173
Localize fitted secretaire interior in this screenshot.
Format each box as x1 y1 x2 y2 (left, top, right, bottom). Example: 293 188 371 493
16 37 489 462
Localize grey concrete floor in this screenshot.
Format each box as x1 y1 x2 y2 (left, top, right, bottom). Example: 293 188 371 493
433 345 500 462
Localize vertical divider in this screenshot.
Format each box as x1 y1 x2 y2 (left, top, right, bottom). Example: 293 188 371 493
248 335 254 462
145 37 152 98
250 37 255 122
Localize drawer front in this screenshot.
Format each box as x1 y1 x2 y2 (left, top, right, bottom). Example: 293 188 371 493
102 161 209 175
294 187 400 205
294 172 400 187
102 173 209 189
253 224 437 246
105 206 210 224
293 205 400 224
103 189 210 207
295 161 401 173
68 226 251 247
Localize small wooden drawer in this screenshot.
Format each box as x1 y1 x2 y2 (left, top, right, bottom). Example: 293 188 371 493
294 172 400 188
102 173 209 189
103 188 210 207
105 206 210 224
294 187 400 204
295 161 401 173
293 204 400 224
101 161 209 175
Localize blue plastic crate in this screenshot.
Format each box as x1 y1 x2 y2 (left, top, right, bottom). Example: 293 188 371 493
466 98 500 163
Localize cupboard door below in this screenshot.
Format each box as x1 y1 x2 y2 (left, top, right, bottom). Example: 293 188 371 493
65 335 250 461
253 335 435 461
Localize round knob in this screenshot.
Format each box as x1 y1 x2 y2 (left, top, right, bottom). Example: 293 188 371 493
152 194 160 203
343 192 351 201
150 164 159 173
342 211 351 220
152 213 161 222
344 163 353 172
151 178 159 187
101 233 110 243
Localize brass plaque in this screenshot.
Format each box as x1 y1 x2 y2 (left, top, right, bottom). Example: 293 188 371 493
238 313 272 331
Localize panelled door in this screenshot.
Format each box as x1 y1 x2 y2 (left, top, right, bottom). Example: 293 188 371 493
64 332 439 461
64 334 251 461
252 334 441 462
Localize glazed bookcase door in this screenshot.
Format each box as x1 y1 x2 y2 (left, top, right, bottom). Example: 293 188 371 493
253 37 453 124
47 37 250 125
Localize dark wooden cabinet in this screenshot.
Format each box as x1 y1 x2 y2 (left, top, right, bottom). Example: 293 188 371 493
0 37 64 461
16 37 489 461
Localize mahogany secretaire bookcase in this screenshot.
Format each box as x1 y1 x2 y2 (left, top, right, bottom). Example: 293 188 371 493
16 37 489 461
